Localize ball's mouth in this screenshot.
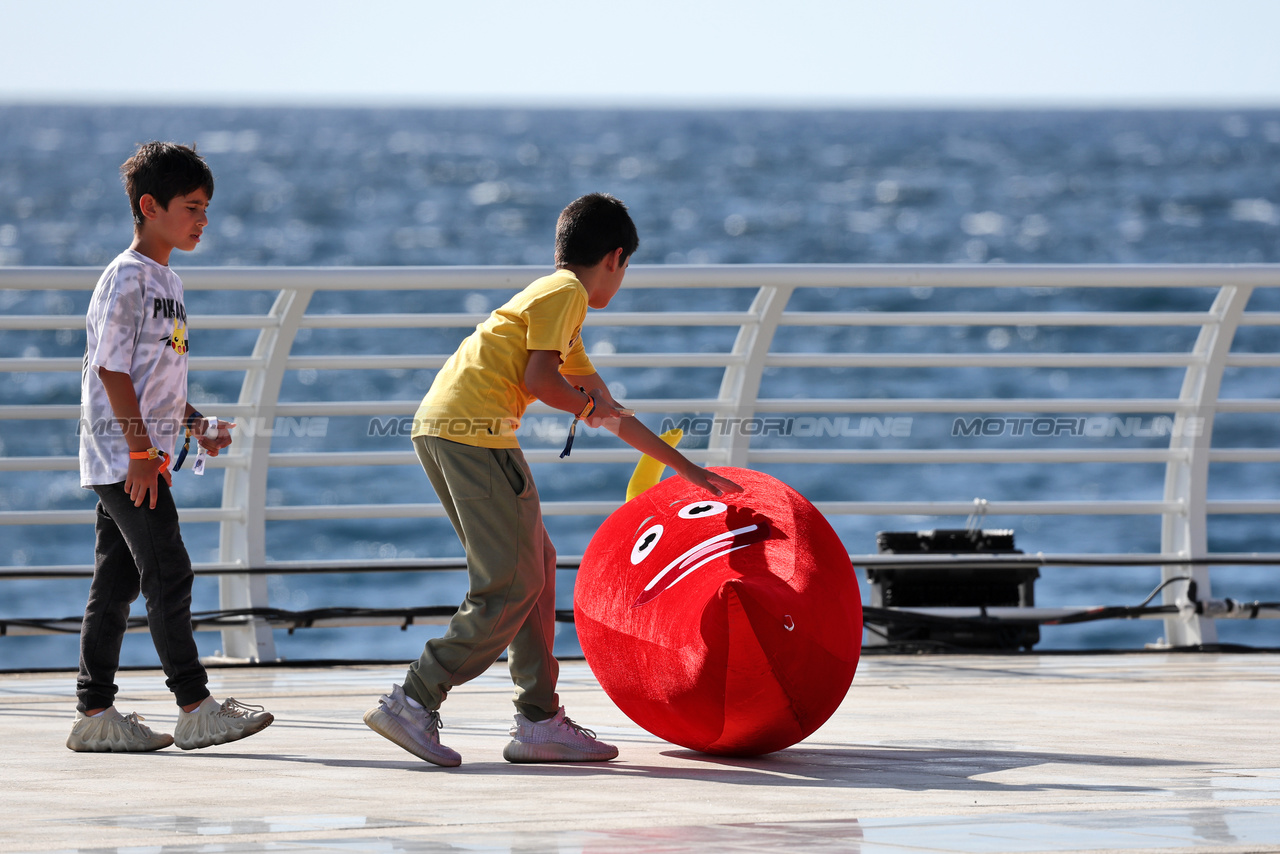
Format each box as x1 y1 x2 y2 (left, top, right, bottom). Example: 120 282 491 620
632 522 772 608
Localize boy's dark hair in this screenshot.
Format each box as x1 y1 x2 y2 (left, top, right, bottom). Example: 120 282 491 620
120 142 215 229
554 193 639 267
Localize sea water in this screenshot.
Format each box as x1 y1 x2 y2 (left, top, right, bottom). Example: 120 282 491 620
1 106 1278 668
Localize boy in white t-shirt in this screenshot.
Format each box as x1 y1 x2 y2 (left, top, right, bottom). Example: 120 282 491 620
69 142 274 752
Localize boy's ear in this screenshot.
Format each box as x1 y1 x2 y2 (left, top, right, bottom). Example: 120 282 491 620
605 247 626 271
137 193 160 221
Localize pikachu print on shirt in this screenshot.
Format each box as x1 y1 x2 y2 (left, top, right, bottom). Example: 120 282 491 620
165 316 188 355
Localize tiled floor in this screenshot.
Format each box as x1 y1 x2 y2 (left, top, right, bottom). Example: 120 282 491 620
52 805 1280 853
5 656 1280 853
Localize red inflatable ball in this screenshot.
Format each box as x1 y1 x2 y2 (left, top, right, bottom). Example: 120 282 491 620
574 466 862 756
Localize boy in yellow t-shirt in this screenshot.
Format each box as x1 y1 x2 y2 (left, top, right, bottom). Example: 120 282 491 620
364 193 742 766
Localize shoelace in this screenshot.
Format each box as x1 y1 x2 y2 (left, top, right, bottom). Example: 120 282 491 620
382 693 444 733
559 715 597 740
120 711 154 735
218 698 265 718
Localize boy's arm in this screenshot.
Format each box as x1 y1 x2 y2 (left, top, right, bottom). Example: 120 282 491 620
605 414 742 497
526 350 615 419
97 368 171 508
525 357 742 497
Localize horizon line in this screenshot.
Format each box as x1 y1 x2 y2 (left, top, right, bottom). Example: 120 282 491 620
3 93 1280 112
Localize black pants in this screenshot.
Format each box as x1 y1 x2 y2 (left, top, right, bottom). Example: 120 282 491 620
76 480 208 711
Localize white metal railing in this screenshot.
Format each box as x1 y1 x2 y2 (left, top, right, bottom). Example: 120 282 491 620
3 264 1279 658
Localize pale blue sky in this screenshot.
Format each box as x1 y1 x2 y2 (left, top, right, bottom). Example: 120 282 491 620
3 0 1278 107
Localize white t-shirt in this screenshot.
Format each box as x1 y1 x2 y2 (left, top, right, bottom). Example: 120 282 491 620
79 249 190 487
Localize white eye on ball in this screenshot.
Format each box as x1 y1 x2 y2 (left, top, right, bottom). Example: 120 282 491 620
677 500 727 520
630 524 664 564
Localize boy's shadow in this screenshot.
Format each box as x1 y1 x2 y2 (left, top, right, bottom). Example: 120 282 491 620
193 742 1193 796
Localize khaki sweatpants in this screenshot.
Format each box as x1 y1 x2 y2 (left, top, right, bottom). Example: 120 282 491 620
403 435 560 718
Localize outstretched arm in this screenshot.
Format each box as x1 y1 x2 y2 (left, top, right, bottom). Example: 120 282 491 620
607 415 741 497
559 369 743 497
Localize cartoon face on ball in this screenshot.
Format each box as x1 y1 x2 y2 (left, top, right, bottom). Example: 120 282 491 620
628 499 776 607
575 467 862 756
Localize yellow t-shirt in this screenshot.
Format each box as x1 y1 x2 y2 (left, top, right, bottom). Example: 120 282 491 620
412 270 596 448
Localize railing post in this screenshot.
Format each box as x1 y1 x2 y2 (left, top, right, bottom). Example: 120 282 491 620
1160 283 1253 647
215 285 315 661
709 284 794 468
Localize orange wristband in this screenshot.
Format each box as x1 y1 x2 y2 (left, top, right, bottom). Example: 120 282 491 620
577 391 596 420
129 447 171 473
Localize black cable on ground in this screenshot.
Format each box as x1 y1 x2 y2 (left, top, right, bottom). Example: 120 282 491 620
0 607 581 636
3 580 1276 650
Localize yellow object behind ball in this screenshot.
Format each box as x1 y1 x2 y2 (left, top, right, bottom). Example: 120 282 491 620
624 428 683 501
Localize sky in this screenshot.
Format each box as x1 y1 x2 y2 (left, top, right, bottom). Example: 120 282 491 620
2 0 1279 108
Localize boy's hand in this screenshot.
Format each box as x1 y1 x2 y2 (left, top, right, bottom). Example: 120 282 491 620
676 463 744 497
196 419 236 456
125 454 172 509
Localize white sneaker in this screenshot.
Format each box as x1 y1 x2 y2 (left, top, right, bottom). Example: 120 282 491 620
503 707 618 763
173 697 274 750
363 684 461 767
66 706 173 752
